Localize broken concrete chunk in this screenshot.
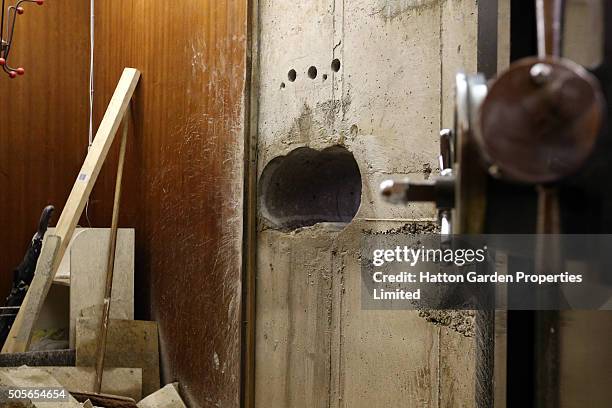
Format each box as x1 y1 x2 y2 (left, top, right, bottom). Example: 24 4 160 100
0 366 81 407
32 367 141 401
0 366 141 403
70 392 137 408
137 383 186 408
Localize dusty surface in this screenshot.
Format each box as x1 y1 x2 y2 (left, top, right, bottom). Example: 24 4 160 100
419 310 476 337
0 366 81 407
137 383 186 408
254 0 510 406
0 367 143 401
363 221 439 235
75 318 159 398
89 2 248 406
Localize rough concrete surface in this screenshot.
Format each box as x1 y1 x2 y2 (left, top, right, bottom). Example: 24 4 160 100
0 367 143 401
255 0 507 406
419 310 475 337
0 366 81 407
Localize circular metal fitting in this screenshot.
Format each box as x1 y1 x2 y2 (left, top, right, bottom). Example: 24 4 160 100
529 62 553 85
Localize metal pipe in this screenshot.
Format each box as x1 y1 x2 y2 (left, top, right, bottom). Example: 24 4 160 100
536 0 565 58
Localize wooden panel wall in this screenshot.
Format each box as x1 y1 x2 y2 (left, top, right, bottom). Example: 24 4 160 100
90 1 247 407
1 1 247 406
0 0 90 297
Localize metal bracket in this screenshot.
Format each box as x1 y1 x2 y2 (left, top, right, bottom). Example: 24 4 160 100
0 0 44 78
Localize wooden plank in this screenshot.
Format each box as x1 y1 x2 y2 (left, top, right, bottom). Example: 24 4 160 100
54 68 140 265
1 68 140 354
76 318 159 397
95 109 130 393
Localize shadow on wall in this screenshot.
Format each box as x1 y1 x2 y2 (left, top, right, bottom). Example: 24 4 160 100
259 145 362 230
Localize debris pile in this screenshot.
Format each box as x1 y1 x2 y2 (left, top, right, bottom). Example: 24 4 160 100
0 227 186 408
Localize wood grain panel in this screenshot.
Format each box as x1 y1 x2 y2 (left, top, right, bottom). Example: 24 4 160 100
0 0 89 297
1 0 247 405
89 1 247 406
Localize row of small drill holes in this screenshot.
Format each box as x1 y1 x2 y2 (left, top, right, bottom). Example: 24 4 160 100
281 59 341 89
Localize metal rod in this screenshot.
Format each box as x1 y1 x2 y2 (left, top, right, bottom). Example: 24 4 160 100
532 1 567 405
1 0 6 47
536 0 565 58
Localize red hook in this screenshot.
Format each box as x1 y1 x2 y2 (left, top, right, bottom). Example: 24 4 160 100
2 0 44 78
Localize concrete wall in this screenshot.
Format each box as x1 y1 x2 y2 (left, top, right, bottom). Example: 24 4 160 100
254 1 508 406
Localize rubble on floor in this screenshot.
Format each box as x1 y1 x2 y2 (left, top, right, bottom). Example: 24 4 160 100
0 357 185 407
137 383 186 408
0 228 186 407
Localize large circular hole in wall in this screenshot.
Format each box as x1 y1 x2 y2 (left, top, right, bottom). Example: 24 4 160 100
259 146 362 230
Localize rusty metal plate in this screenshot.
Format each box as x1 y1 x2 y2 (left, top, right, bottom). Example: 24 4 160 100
480 57 604 184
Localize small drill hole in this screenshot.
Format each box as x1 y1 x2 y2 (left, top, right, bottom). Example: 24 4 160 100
288 69 297 82
322 74 328 81
331 59 341 72
308 66 318 79
280 82 286 89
